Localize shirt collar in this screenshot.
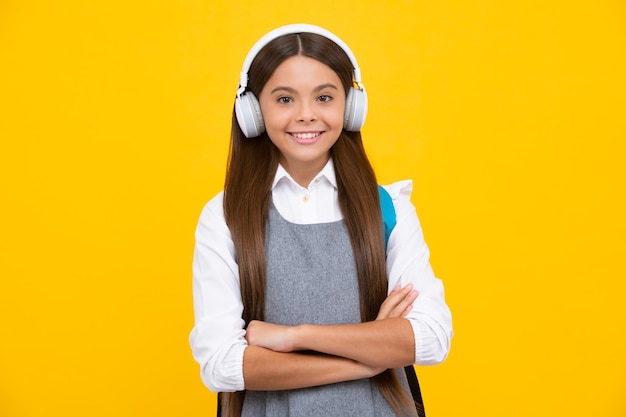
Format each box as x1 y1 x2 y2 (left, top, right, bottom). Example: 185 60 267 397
272 159 338 190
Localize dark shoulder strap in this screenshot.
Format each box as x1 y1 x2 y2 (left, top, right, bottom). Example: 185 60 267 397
405 365 426 416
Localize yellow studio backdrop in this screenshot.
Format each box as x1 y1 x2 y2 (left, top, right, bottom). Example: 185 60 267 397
1 0 624 416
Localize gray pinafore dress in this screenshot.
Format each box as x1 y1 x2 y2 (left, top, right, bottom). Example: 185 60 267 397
241 203 417 417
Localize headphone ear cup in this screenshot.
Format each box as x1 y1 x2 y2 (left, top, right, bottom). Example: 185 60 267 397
344 87 368 131
235 92 265 138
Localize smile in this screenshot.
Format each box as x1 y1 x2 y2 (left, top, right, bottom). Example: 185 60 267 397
291 132 322 140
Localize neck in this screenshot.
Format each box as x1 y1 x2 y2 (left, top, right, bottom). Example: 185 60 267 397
280 158 329 188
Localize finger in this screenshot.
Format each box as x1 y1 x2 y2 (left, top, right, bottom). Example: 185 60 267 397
377 286 409 318
388 290 419 318
377 284 414 320
388 283 413 302
400 295 417 317
388 284 414 306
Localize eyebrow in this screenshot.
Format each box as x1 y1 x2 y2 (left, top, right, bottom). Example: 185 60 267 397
270 83 339 95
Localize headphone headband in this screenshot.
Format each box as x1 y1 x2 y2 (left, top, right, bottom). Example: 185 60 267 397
237 23 364 97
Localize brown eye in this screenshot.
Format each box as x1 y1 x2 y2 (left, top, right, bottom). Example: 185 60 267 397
318 95 332 103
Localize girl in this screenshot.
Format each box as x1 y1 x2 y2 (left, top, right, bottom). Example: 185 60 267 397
189 24 453 417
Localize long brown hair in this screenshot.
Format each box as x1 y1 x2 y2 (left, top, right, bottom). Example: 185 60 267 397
222 32 414 416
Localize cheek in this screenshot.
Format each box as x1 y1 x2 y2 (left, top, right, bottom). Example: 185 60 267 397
262 108 287 128
328 104 346 127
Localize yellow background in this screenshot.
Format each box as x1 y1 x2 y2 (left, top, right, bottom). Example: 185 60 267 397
1 1 625 416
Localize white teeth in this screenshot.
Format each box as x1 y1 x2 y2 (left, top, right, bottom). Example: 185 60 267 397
292 132 320 139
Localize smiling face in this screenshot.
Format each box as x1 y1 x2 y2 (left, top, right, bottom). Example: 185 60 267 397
258 55 346 186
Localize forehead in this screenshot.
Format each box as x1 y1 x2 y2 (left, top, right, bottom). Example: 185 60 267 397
264 55 343 90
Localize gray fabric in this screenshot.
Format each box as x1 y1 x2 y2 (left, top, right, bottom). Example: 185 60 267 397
241 203 416 417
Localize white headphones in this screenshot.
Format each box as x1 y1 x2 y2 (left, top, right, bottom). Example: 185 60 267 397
235 24 368 138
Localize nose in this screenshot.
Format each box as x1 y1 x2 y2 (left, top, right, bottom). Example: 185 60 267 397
297 101 316 123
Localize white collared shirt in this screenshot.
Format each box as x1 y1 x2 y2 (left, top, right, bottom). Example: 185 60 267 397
189 159 453 392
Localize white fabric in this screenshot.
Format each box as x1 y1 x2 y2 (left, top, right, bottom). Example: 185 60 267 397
189 159 453 392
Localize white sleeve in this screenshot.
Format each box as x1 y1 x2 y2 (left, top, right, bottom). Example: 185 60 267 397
188 192 247 392
383 181 453 365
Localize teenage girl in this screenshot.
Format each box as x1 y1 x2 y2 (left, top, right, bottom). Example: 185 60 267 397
189 24 453 417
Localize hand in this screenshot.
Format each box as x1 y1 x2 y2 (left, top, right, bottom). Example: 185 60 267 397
245 320 296 353
376 283 419 321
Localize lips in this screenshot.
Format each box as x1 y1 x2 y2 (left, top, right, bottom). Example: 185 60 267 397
291 132 321 139
290 131 323 144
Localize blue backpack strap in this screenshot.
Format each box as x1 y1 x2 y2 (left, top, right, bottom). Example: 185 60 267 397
378 185 426 416
378 185 396 248
217 188 421 417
